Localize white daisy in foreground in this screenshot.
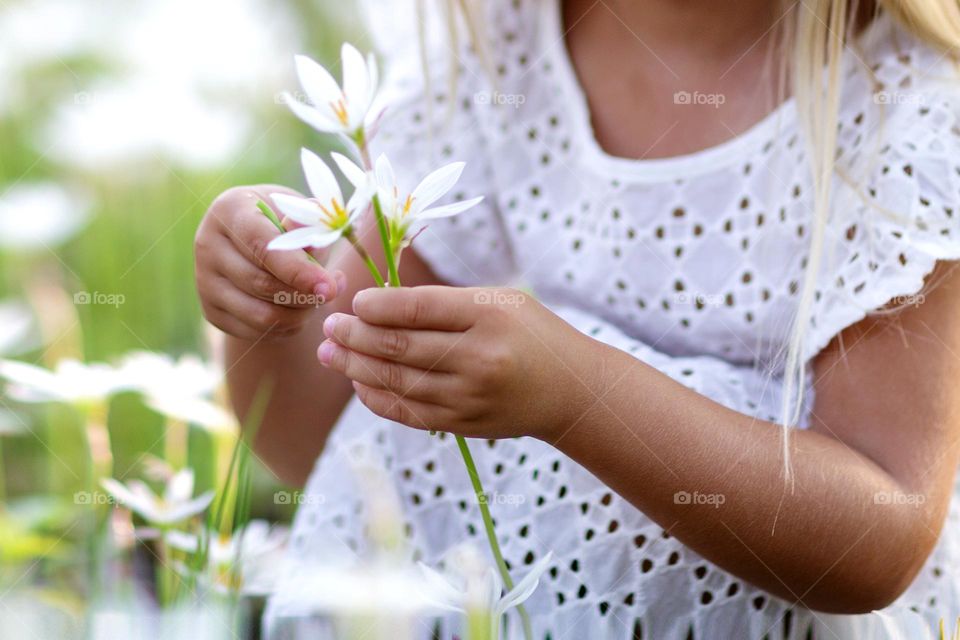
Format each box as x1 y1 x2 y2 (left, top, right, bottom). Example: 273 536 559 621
0 182 89 250
166 520 289 596
100 468 214 526
118 351 234 432
267 149 371 250
284 43 379 140
419 546 553 638
373 154 484 248
0 358 126 405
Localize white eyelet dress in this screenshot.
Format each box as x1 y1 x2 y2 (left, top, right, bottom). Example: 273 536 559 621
266 2 960 638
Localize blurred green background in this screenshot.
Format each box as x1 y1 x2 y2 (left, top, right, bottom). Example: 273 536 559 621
0 0 368 525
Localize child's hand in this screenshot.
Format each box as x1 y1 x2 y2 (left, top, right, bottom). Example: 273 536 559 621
318 286 601 440
195 186 344 341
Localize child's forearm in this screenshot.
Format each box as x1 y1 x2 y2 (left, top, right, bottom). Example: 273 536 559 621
548 345 938 614
226 306 354 487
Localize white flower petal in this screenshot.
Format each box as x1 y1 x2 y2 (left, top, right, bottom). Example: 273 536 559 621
496 551 553 614
366 52 379 107
0 359 62 401
101 478 157 520
268 226 343 250
269 193 323 226
300 148 342 203
417 196 484 220
165 468 195 504
374 154 396 193
340 43 369 127
159 490 215 525
331 152 368 190
345 182 374 216
285 96 340 134
416 562 467 613
294 54 342 114
410 162 465 213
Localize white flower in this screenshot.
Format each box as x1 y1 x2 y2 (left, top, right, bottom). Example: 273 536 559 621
267 149 371 251
418 547 553 637
165 520 289 596
281 560 447 617
0 358 126 405
0 300 33 356
373 154 484 242
0 183 90 250
117 351 234 433
285 43 379 139
100 468 214 526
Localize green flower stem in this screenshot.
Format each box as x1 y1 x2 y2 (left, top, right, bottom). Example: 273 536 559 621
255 200 320 265
456 434 533 640
371 194 401 287
345 231 385 288
357 131 529 638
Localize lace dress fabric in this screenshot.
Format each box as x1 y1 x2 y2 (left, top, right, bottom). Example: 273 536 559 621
266 2 960 638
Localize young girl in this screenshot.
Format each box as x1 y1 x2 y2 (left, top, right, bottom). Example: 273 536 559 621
194 0 960 637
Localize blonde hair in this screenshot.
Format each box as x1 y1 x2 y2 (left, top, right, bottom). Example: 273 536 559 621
430 0 960 480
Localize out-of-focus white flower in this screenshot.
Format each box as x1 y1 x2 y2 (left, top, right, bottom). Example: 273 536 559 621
268 150 371 250
281 560 446 617
42 80 252 171
0 183 90 250
0 300 34 356
0 359 126 405
419 546 554 637
284 43 379 139
373 154 483 244
166 520 289 596
100 468 213 527
117 351 234 432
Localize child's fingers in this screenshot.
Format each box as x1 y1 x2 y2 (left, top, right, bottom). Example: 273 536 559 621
228 203 338 300
351 382 450 432
210 279 312 337
322 313 463 370
318 339 457 403
352 286 477 330
217 248 324 308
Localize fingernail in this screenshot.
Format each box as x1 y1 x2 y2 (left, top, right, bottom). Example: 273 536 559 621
353 289 370 313
335 271 347 295
314 283 331 303
323 314 338 337
318 341 336 365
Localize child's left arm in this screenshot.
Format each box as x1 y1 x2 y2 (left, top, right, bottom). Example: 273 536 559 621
318 261 960 614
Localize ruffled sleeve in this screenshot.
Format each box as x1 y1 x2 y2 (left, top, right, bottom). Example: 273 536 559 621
802 79 960 363
359 0 517 287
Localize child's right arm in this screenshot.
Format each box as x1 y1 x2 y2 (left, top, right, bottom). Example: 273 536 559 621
195 185 441 486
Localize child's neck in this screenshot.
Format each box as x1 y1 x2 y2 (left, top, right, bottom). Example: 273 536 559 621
593 0 782 60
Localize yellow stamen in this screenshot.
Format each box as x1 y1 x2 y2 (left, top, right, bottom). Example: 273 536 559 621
330 96 349 126
316 197 350 230
402 194 415 217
